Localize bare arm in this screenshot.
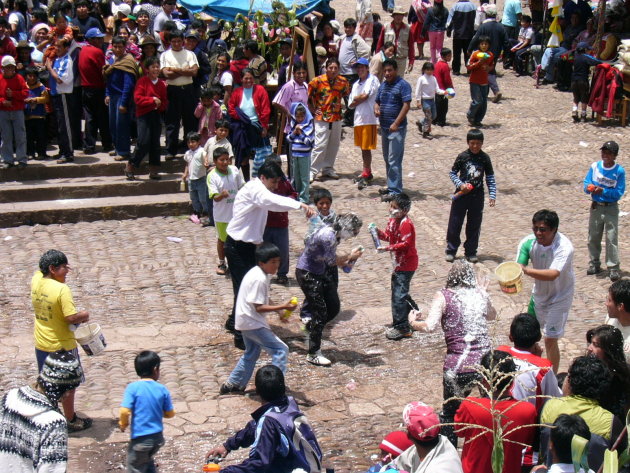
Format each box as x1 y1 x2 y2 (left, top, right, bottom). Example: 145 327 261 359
66 310 90 324
522 266 561 281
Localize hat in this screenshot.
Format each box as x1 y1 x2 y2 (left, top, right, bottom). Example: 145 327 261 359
402 402 441 441
117 3 131 16
601 140 619 154
16 40 33 51
315 45 327 57
207 20 221 33
85 27 105 39
140 35 160 47
1 55 16 67
185 30 199 40
379 431 414 457
391 6 407 15
352 57 370 68
37 351 83 403
280 37 293 46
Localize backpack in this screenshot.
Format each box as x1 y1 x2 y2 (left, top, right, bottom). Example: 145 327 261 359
263 397 323 473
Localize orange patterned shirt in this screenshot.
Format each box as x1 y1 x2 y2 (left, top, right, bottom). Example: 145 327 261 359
308 73 350 122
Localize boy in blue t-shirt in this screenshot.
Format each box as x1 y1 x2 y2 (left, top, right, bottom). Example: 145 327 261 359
119 351 175 473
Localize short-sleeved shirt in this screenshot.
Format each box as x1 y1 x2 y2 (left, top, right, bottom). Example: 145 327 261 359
204 137 234 162
159 48 199 86
308 74 350 122
184 147 207 180
349 74 380 126
296 225 338 276
376 75 412 129
121 380 174 439
235 266 271 331
31 271 77 351
501 0 522 27
516 232 575 309
273 79 309 133
207 165 245 223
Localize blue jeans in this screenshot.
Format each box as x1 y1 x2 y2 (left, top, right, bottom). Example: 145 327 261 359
292 154 311 203
108 93 131 157
421 99 436 132
227 327 288 388
189 177 212 217
392 271 416 331
263 226 289 277
541 47 567 81
127 432 164 473
381 125 407 195
467 83 489 124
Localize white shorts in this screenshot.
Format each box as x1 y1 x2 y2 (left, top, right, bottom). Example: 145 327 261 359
532 297 572 338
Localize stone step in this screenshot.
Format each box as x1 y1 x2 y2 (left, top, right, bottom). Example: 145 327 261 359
0 193 191 227
0 174 184 203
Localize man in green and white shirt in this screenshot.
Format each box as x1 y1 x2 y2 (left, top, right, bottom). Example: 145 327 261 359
517 209 574 373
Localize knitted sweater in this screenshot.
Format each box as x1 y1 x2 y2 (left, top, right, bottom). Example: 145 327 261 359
0 386 68 473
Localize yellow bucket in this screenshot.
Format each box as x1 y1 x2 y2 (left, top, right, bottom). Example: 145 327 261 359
495 262 523 294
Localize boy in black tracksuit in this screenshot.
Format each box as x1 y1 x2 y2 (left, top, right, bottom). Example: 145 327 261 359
445 128 497 263
571 41 601 122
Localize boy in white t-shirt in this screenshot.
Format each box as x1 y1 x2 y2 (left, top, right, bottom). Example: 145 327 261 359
207 147 245 275
203 119 234 168
219 243 298 394
182 132 212 225
605 279 630 362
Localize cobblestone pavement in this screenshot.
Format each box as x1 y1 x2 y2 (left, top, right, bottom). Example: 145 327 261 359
1 4 630 471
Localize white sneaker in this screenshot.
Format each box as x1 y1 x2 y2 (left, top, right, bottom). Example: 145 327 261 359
306 352 331 366
309 173 316 183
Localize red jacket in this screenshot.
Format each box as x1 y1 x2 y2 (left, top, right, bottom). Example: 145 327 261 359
377 215 419 272
0 73 29 111
134 75 168 117
228 84 271 129
434 59 453 90
79 44 106 89
0 36 17 59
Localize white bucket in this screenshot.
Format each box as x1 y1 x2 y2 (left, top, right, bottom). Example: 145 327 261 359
75 323 106 356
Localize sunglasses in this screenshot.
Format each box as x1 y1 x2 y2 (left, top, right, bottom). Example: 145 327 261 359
532 226 551 233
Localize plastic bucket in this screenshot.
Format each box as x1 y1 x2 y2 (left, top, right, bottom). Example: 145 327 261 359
75 323 106 356
495 262 523 294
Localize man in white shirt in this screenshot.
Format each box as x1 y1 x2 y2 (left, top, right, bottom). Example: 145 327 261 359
160 30 198 159
224 160 315 349
517 209 575 373
348 57 379 189
605 279 630 362
338 17 369 127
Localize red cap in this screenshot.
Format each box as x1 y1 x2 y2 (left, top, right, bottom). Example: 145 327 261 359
379 430 414 457
402 402 440 441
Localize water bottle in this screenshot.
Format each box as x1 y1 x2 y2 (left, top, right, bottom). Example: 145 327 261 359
342 246 364 273
368 223 382 249
281 297 299 320
179 180 187 192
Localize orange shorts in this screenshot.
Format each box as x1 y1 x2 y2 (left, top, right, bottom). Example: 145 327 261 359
354 125 378 150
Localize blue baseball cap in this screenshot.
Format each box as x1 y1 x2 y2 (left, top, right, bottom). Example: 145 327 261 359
85 27 105 39
352 57 370 68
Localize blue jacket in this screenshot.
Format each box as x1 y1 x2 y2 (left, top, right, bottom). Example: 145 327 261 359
287 103 314 158
105 68 135 107
446 0 476 39
583 161 625 203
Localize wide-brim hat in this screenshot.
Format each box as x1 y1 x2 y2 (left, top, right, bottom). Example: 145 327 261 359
391 6 407 15
16 40 33 51
140 35 160 47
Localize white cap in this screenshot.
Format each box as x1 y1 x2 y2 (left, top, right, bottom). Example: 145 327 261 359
1 55 16 67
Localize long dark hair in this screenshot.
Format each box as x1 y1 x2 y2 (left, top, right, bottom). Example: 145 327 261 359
586 325 630 381
432 0 448 21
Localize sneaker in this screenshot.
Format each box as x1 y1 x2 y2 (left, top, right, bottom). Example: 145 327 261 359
0 162 13 169
586 263 601 275
17 162 27 169
445 254 455 263
306 352 331 366
357 177 368 190
609 269 621 282
67 414 93 432
219 382 245 395
492 92 503 103
422 131 433 140
189 214 201 224
466 255 479 263
56 157 74 164
275 275 289 285
108 150 117 157
309 173 316 183
216 263 228 275
114 155 126 161
468 118 477 127
323 170 339 179
572 113 580 123
83 147 96 155
385 327 413 340
380 193 395 202
378 187 390 195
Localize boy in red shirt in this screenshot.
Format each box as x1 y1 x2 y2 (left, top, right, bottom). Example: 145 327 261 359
466 36 494 127
376 192 419 340
455 350 537 473
434 47 454 127
0 55 29 169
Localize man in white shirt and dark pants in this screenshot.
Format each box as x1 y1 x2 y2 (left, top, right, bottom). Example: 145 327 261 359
225 160 315 349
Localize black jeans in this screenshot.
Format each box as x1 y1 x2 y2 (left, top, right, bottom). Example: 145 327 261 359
131 111 162 168
440 371 481 446
51 93 74 158
224 236 257 330
452 37 472 74
446 191 485 257
70 86 84 150
165 84 197 155
82 87 112 150
296 268 340 355
25 118 47 158
435 94 449 125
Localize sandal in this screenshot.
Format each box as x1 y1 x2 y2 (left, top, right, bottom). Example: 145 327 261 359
67 414 93 432
216 263 227 275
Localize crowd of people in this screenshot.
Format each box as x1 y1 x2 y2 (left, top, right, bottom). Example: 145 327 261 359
0 0 629 471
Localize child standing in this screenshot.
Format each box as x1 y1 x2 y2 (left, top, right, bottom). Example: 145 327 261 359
0 55 29 169
571 42 601 123
46 38 75 164
203 119 234 168
208 147 245 275
375 193 419 340
466 36 494 127
445 128 496 263
286 103 314 203
194 87 222 145
119 351 175 473
24 66 50 161
434 48 453 126
182 132 212 225
414 61 444 139
219 243 298 394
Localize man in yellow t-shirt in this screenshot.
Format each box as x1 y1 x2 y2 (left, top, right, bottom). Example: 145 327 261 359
31 249 92 432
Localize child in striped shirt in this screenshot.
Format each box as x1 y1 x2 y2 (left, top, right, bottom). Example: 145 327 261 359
286 103 314 203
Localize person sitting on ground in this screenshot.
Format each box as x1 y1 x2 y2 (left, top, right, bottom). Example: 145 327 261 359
387 402 463 472
0 351 83 472
207 365 323 473
365 430 413 472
